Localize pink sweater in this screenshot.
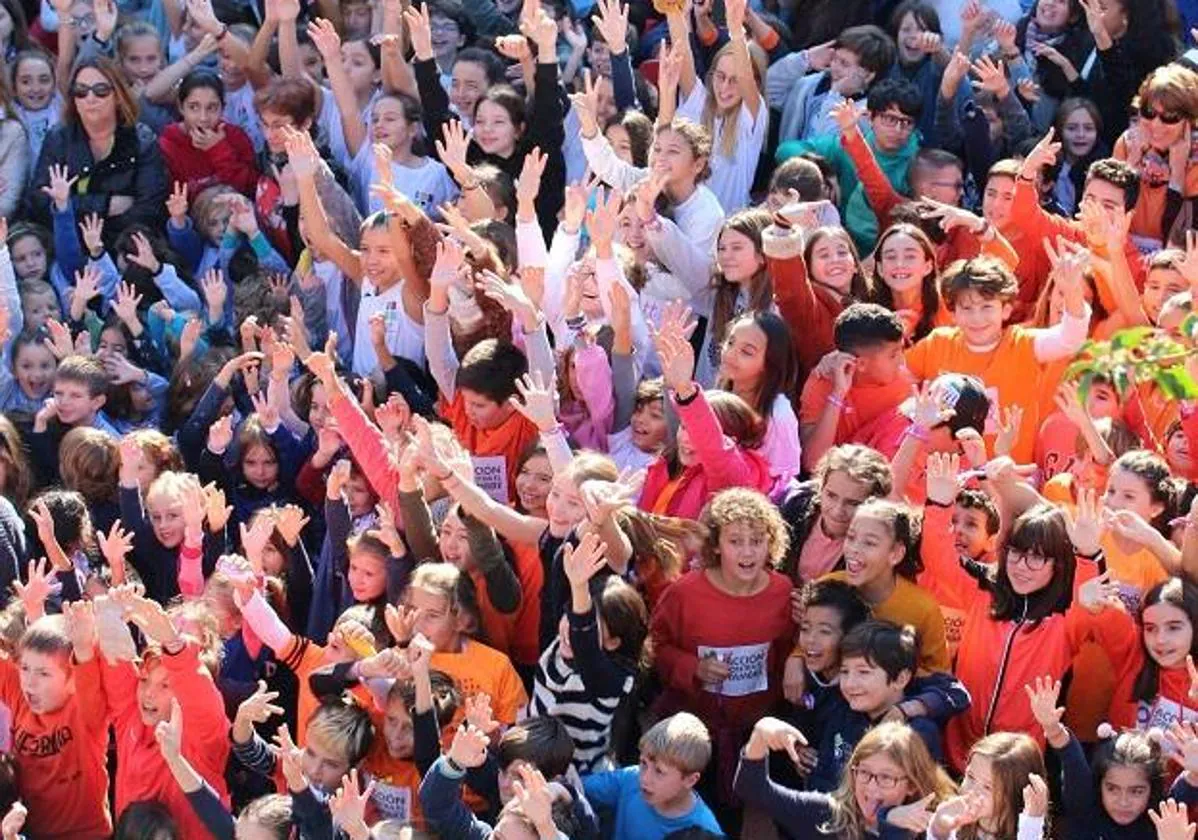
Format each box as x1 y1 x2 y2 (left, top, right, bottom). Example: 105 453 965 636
558 343 615 451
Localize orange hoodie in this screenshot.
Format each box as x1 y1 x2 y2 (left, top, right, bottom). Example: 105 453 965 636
0 652 111 839
103 642 231 839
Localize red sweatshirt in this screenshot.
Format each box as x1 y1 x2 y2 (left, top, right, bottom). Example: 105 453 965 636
159 122 259 198
650 569 794 731
0 653 111 839
103 643 230 839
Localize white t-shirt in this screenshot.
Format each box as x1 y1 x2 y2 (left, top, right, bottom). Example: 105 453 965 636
677 84 768 214
757 392 801 491
352 279 425 375
349 142 458 218
224 83 265 154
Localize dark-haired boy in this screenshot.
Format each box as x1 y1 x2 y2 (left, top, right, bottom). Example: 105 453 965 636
800 303 913 472
779 79 923 252
905 255 1090 462
425 259 554 504
806 620 968 792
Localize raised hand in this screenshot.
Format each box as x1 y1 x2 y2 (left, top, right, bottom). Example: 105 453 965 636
41 163 77 212
994 405 1023 458
993 18 1017 53
830 98 866 134
476 270 539 329
435 120 474 184
464 692 500 735
307 17 342 62
940 49 971 100
1023 675 1065 735
375 393 411 440
581 469 644 523
153 698 184 761
1020 128 1062 180
274 504 309 546
1063 487 1104 556
97 520 134 584
1022 774 1049 818
930 793 986 839
207 414 235 454
911 380 955 431
516 147 547 211
234 680 284 737
329 768 375 834
586 186 622 257
166 181 189 225
591 0 628 53
887 794 937 833
746 717 808 763
43 318 74 360
1150 799 1197 840
70 266 101 320
282 127 320 180
14 558 55 620
63 599 98 659
128 232 161 274
402 3 433 61
112 281 143 326
562 530 609 590
0 802 27 840
1077 570 1122 614
448 723 491 768
925 452 961 506
79 212 105 256
273 724 307 792
202 483 233 533
508 370 558 432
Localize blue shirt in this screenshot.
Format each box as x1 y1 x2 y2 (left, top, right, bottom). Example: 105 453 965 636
582 767 724 839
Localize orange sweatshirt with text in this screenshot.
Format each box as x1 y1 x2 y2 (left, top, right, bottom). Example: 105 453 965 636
0 652 111 839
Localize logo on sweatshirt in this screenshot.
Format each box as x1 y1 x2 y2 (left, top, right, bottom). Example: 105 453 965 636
14 725 74 758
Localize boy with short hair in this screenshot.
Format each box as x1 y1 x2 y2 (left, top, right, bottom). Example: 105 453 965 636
800 303 913 471
232 691 376 838
780 79 923 252
35 353 117 434
583 712 722 839
18 279 60 331
0 607 112 839
807 620 967 792
920 487 1000 658
425 250 554 503
905 255 1091 462
767 24 897 144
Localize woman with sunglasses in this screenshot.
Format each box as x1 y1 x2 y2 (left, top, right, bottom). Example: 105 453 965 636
919 453 1138 773
22 56 168 250
1113 63 1198 251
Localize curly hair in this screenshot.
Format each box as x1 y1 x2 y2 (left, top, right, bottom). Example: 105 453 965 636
698 488 790 569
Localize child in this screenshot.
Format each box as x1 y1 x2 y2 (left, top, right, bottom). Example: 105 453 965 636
716 310 801 492
357 97 457 218
927 733 1048 840
639 312 772 519
529 533 648 774
158 70 259 198
807 620 967 791
1028 674 1198 836
11 48 61 164
921 453 1138 772
734 718 956 837
31 355 118 469
826 499 950 675
650 488 793 828
767 24 896 145
1051 98 1106 216
867 223 946 343
0 607 112 838
582 712 723 838
800 303 914 472
778 443 894 584
666 0 768 212
101 587 230 839
905 254 1091 462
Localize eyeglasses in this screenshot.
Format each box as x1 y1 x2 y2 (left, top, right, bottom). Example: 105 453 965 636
1139 104 1184 125
851 766 907 789
876 112 915 130
1007 548 1052 571
71 82 114 100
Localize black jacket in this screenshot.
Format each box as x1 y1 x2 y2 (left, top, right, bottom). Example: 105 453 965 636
25 121 169 249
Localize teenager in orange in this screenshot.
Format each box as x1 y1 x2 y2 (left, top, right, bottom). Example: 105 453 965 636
905 250 1091 463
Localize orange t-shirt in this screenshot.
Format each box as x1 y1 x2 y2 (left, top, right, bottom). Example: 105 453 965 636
799 372 916 444
442 391 540 505
906 325 1045 462
0 654 112 839
362 739 425 827
431 640 528 724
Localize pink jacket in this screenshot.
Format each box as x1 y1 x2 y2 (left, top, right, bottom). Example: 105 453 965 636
558 343 615 451
638 387 772 520
330 388 402 518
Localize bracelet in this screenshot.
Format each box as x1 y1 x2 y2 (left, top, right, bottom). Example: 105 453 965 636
565 314 587 330
444 755 466 774
827 392 847 409
674 386 700 406
903 424 930 443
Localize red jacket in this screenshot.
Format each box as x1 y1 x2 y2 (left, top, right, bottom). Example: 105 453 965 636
103 642 230 840
638 388 773 521
159 122 259 198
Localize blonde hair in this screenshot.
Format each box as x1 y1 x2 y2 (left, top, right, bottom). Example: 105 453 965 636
698 487 789 569
825 722 957 836
638 712 712 775
701 40 767 160
145 470 198 511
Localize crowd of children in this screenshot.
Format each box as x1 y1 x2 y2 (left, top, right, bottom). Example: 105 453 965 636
2 0 1198 836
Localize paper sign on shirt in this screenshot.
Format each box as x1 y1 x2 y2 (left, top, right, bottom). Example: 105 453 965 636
370 780 412 822
473 456 509 504
697 643 770 697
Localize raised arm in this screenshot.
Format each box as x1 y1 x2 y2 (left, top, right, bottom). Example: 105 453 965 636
308 19 367 159
286 129 362 282
724 0 761 120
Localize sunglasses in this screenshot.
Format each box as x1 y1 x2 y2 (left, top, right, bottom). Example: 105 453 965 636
1139 104 1184 125
71 82 114 100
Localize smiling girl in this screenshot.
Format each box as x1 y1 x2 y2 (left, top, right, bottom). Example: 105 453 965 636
717 311 801 492
159 70 258 197
825 498 949 673
11 49 61 164
1051 98 1105 214
867 223 946 344
651 487 794 831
